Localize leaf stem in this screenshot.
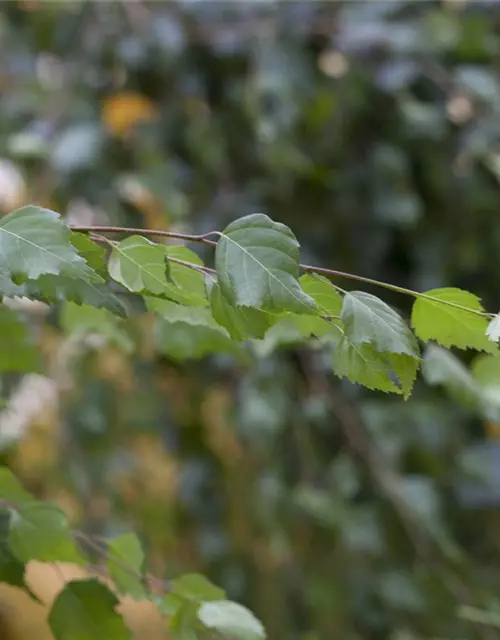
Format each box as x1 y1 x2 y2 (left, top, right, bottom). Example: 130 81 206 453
168 256 216 275
74 225 494 319
301 264 493 319
72 225 218 247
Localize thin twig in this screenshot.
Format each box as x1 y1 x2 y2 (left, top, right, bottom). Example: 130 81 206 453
71 225 218 247
168 256 216 275
72 225 495 319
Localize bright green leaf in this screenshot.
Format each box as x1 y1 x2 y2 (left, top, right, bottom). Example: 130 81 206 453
107 533 146 601
411 288 496 353
0 305 41 372
163 246 208 306
49 579 131 640
299 273 342 317
342 291 419 357
108 235 170 295
0 206 96 286
8 501 85 564
198 600 266 640
171 573 225 603
70 233 108 278
168 600 200 640
209 278 274 340
215 213 316 313
333 339 418 397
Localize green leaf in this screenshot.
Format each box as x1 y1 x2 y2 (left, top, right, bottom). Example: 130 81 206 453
333 339 418 397
70 233 108 278
411 288 496 353
215 213 316 313
49 579 131 640
107 533 147 600
197 600 266 640
299 273 342 317
0 466 34 504
0 305 41 372
108 235 170 295
26 274 127 317
164 246 208 307
487 314 500 342
342 291 419 357
8 501 85 564
0 511 27 590
171 573 225 603
0 206 96 286
208 278 274 340
148 299 241 361
60 302 134 352
168 600 201 640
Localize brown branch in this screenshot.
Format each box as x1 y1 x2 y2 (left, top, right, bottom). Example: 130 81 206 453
71 225 218 247
72 224 494 319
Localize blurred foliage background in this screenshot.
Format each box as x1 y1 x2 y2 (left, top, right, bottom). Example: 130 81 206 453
4 1 500 638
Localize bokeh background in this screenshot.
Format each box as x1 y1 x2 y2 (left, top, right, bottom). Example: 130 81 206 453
3 1 500 638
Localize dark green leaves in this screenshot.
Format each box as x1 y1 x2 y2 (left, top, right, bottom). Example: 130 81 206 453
49 579 131 640
0 467 84 565
331 292 420 397
107 533 146 600
215 214 316 313
8 502 84 565
208 279 274 340
0 207 95 285
333 340 418 398
342 292 419 357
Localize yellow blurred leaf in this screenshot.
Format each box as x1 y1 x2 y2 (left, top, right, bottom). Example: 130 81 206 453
102 92 158 137
486 421 500 439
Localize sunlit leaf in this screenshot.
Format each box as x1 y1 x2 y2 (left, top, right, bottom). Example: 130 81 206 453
299 273 342 316
215 213 316 313
411 288 496 353
198 600 266 640
333 339 418 397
